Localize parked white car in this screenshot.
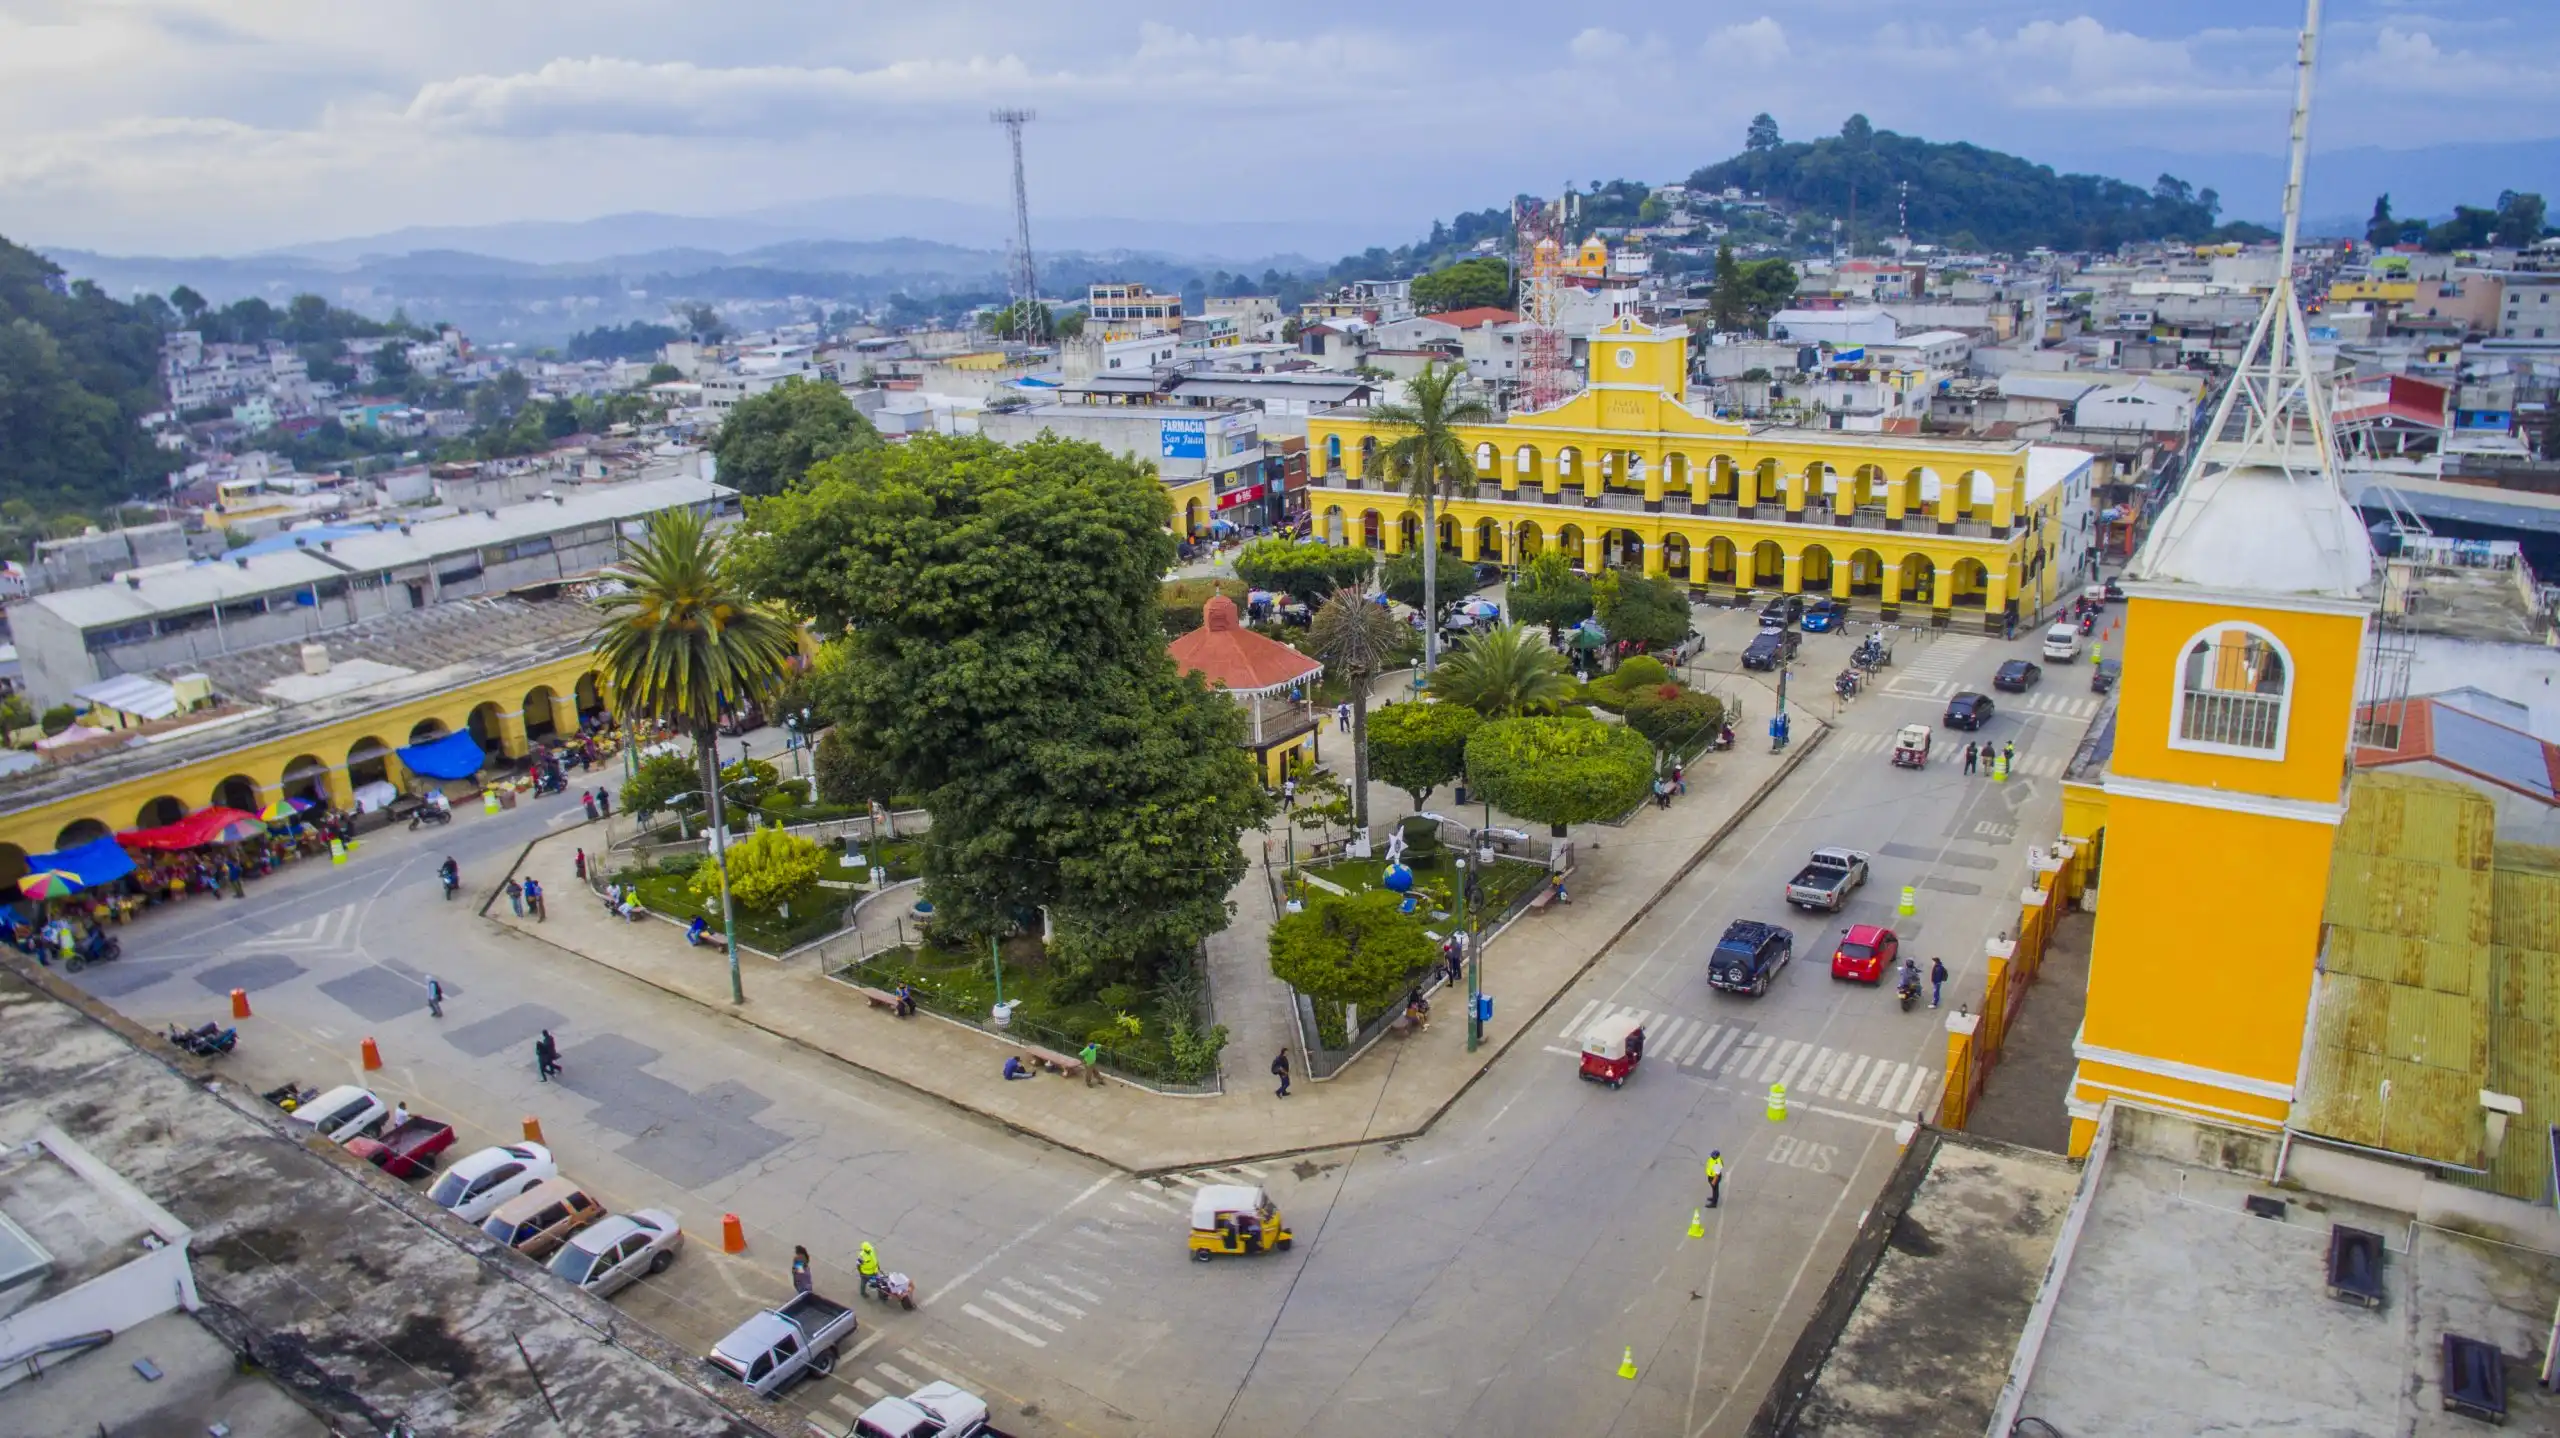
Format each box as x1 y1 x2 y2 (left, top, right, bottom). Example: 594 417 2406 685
547 1209 683 1299
283 1084 387 1143
428 1143 558 1223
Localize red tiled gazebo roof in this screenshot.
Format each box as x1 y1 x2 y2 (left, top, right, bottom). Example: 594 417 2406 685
1168 596 1323 697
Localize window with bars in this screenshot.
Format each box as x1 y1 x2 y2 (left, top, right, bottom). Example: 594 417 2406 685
2176 627 2290 754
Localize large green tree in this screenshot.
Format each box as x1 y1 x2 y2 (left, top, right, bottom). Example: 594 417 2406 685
1364 701 1481 811
0 238 176 512
1268 889 1437 1017
1364 361 1490 674
1427 622 1573 719
591 506 801 1002
1593 568 1692 651
710 376 880 497
1380 548 1480 612
1510 549 1594 637
1465 716 1654 833
1308 589 1409 832
1410 256 1512 314
1235 536 1373 607
743 434 1269 981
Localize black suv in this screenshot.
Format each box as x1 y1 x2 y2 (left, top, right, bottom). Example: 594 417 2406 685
1944 692 1996 730
1758 595 1803 630
1710 920 1794 996
1741 629 1799 671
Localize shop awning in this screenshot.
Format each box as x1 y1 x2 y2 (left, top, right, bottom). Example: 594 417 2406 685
118 806 267 851
398 731 488 781
21 836 136 889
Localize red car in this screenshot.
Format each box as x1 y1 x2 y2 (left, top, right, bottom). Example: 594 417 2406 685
1831 924 1900 983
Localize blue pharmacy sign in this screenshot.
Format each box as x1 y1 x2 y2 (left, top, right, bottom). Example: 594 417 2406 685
1160 419 1208 460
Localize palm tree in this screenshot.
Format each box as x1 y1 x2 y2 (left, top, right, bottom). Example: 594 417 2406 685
592 506 801 1004
1308 588 1407 831
1427 623 1573 719
1363 361 1491 675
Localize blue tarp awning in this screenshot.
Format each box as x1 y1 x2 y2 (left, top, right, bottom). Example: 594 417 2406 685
398 731 488 781
24 836 137 890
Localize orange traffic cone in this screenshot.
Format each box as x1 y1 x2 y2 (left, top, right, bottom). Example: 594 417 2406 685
230 988 252 1019
522 1116 545 1145
360 1036 382 1071
721 1213 747 1254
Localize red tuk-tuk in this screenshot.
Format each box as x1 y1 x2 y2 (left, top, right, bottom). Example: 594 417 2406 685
1892 724 1932 769
1577 1012 1645 1088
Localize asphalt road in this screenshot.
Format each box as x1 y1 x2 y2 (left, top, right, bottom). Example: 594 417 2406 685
68 604 2079 1437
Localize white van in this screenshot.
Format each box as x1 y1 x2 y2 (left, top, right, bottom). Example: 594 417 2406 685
2042 624 2084 663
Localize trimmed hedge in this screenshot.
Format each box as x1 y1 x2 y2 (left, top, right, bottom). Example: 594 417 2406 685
1464 716 1655 828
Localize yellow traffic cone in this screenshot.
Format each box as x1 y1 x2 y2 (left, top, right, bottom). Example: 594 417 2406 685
1688 1208 1705 1239
1618 1346 1639 1380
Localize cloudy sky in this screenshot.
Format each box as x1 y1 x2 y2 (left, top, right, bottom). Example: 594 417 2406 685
2 0 2552 255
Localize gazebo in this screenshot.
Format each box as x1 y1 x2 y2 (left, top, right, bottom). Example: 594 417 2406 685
1168 596 1324 785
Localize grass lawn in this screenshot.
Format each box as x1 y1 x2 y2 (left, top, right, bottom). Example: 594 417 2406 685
1294 847 1547 925
849 937 1213 1084
609 835 921 953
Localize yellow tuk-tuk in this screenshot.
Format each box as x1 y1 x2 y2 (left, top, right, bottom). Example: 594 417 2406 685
1188 1184 1293 1262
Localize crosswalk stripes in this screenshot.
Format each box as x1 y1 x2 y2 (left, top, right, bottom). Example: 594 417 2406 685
1555 1002 1936 1113
254 903 358 951
1820 728 2064 775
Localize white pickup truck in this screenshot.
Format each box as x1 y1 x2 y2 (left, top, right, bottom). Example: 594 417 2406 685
844 1381 997 1438
707 1290 858 1398
1784 847 1871 913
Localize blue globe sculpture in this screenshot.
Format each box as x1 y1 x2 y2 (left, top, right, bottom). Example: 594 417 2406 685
1383 862 1415 893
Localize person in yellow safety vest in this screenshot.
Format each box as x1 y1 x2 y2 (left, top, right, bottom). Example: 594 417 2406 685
857 1241 881 1298
1704 1150 1725 1209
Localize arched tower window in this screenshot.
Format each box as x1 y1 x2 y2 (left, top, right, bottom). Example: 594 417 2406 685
2173 623 2292 757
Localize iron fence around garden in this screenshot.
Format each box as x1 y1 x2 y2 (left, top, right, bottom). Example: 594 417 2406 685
824 944 1225 1095
605 805 932 854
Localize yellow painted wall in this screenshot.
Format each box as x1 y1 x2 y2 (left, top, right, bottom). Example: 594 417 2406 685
2077 790 2335 1092
2060 780 2108 846
0 652 603 859
1166 478 1213 536
2106 594 2366 804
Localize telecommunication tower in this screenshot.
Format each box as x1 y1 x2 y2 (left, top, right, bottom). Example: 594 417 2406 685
990 109 1039 343
1512 190 1581 412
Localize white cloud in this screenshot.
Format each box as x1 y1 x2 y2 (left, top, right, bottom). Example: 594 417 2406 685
405 55 1047 136
1569 28 1632 63
1705 18 1788 68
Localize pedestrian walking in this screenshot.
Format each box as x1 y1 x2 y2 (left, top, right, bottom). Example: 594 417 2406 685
1653 776 1671 809
1963 741 1979 776
227 859 246 899
1336 702 1351 733
2002 741 2016 774
504 878 524 917
1079 1041 1103 1088
596 788 611 817
1272 1048 1292 1098
1281 777 1297 809
580 789 598 821
534 1029 561 1081
1672 762 1686 796
790 1245 813 1294
425 976 444 1019
1445 935 1467 987
1929 956 1948 1009
525 878 545 922
2004 612 2016 641
1704 1150 1724 1209
572 848 586 881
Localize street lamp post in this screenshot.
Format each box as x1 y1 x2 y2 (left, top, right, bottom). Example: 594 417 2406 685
1461 825 1487 1053
673 778 756 1005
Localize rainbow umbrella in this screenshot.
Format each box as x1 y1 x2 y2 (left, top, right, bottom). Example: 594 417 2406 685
204 814 270 845
261 796 312 822
18 870 81 901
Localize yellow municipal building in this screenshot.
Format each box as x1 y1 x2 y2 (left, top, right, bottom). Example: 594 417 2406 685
1305 318 2096 631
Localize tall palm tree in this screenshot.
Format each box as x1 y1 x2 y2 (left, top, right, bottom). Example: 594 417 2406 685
592 506 801 1004
1364 360 1492 676
1308 588 1406 831
1427 622 1574 719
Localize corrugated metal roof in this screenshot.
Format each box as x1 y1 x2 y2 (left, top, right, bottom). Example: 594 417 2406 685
2297 773 2495 1166
2466 840 2560 1203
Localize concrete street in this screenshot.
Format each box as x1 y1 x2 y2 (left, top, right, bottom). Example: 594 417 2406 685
62 598 2083 1437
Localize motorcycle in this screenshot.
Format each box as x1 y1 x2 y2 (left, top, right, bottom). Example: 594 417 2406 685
64 933 123 973
169 1021 239 1057
862 1271 916 1311
2078 611 2097 636
1835 669 1861 701
1896 972 1921 1013
409 804 452 830
2090 665 2117 695
438 865 460 900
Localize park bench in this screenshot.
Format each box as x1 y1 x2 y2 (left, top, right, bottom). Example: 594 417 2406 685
854 986 902 1013
1019 1044 1085 1079
1527 887 1558 916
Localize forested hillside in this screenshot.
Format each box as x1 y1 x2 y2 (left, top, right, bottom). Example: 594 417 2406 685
0 236 173 514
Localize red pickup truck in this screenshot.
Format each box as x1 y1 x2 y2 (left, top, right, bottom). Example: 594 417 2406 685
347 1116 455 1180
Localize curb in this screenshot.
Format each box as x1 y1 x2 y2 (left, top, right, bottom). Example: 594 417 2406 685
495 732 1830 1179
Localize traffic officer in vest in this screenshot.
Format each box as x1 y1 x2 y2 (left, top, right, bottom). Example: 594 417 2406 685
857 1241 882 1298
1704 1150 1725 1209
